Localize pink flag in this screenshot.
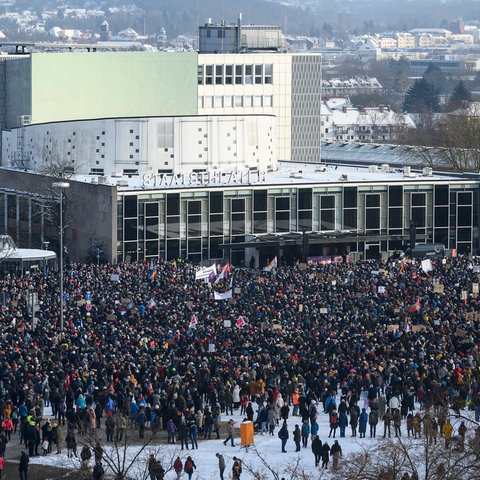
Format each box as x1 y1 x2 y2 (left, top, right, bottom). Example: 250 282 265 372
236 316 246 328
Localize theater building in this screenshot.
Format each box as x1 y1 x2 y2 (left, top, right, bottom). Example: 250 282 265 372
0 155 478 266
0 49 477 265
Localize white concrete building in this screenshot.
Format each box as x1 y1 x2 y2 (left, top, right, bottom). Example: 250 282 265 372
198 52 322 163
321 99 415 143
2 115 277 177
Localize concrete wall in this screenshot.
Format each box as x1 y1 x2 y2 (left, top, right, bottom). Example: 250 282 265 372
0 169 117 263
5 57 31 129
2 114 277 175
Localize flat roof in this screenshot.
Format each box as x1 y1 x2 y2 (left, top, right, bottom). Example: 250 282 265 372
67 160 475 192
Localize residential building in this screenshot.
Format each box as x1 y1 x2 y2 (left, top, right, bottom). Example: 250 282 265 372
321 99 414 143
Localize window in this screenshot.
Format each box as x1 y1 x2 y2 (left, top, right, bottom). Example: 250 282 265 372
215 65 224 84
235 65 243 84
205 65 213 85
264 64 273 84
264 96 273 107
244 96 253 107
197 65 204 85
245 65 253 84
214 96 223 108
234 96 243 107
204 96 213 108
254 96 262 107
225 65 233 84
255 64 263 84
224 96 233 108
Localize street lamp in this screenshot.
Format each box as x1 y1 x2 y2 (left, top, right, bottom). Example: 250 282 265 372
52 181 70 332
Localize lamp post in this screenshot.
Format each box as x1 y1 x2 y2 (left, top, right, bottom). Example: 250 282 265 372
52 181 70 332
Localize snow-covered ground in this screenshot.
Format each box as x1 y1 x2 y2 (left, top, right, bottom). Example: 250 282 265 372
27 402 476 479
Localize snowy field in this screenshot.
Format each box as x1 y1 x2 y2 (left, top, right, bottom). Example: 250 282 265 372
27 400 476 479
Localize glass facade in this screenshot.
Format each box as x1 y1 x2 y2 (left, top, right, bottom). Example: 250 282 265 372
113 181 479 263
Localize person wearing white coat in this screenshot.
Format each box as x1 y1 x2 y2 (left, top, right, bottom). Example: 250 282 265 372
232 385 241 410
389 395 400 414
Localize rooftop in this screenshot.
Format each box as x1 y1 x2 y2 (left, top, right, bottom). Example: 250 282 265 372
65 159 473 192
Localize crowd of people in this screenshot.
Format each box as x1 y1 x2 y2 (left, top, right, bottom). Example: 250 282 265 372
0 255 478 476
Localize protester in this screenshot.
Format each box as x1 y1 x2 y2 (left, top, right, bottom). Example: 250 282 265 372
184 455 196 480
232 457 242 480
223 419 235 447
0 256 479 475
330 440 342 469
19 451 29 480
216 453 226 480
278 420 289 453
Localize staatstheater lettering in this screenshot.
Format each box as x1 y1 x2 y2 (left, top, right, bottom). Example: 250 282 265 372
142 170 267 188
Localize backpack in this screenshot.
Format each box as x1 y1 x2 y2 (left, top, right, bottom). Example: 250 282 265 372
59 402 66 413
93 463 105 480
184 460 193 472
330 414 338 425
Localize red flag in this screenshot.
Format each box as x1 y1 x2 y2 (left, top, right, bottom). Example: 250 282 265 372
411 296 421 313
189 314 197 329
236 316 246 328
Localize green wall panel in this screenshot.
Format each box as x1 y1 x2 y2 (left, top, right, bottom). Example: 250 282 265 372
30 51 198 123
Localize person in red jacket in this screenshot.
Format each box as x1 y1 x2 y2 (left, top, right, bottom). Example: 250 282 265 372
173 456 183 480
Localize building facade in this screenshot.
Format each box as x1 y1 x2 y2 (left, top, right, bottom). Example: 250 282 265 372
0 50 322 164
2 115 277 175
198 52 322 163
0 163 477 265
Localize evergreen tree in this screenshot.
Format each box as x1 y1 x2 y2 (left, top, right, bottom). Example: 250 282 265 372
447 80 471 111
422 63 448 93
402 79 440 113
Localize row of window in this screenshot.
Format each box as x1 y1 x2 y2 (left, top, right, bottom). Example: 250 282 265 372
198 64 273 85
121 202 473 240
198 95 273 109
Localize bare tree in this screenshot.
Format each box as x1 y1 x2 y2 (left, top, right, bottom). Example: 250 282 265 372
332 419 480 480
76 427 184 480
239 445 328 480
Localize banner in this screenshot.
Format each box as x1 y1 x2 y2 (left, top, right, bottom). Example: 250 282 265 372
214 289 233 300
195 264 217 280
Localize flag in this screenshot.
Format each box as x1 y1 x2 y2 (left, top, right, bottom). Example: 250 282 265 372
236 316 246 328
215 262 232 283
399 263 406 274
147 298 156 309
421 259 433 274
150 270 158 283
189 314 198 329
410 296 421 313
214 289 232 300
266 256 277 272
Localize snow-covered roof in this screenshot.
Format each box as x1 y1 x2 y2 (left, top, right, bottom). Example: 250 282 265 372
0 235 56 261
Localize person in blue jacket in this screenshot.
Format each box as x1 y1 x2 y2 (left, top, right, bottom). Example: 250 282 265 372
359 408 368 438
